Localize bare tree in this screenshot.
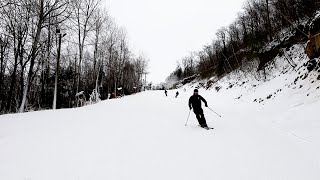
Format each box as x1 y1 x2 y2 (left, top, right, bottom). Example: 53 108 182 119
0 35 9 111
266 0 273 41
0 1 31 112
72 0 101 93
19 0 70 113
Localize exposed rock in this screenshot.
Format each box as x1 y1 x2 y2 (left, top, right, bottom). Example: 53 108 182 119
302 74 308 80
306 58 319 71
306 34 320 59
206 79 215 89
266 94 272 99
306 15 320 59
215 86 222 92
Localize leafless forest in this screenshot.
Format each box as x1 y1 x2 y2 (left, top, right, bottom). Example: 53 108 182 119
169 0 319 81
0 0 149 114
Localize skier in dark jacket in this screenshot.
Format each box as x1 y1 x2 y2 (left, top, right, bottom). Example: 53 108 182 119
175 91 179 98
189 89 208 128
164 89 168 96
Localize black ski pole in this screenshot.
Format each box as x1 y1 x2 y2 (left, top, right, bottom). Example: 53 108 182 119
185 109 191 126
207 107 222 118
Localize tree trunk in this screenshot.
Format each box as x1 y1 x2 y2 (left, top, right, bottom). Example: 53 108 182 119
76 14 82 93
0 40 6 111
6 52 19 112
41 11 52 107
266 0 273 41
19 1 44 113
53 33 62 109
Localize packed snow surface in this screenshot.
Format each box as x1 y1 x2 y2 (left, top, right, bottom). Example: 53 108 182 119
0 84 320 180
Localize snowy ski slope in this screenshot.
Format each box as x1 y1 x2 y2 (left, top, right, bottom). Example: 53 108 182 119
0 86 320 180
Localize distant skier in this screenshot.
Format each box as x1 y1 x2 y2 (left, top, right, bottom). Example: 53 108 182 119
188 89 209 129
175 91 179 98
164 89 168 96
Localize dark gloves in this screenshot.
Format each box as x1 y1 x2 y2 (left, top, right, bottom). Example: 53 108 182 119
205 104 208 107
189 106 192 110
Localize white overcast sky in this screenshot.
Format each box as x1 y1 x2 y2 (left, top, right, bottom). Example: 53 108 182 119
102 0 246 84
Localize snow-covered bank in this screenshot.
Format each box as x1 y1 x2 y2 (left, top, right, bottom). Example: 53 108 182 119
182 43 320 144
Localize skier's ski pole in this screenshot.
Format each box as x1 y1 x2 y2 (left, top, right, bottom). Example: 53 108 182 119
207 107 222 118
185 109 191 126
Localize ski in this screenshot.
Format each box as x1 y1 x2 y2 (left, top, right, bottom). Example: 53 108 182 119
198 125 214 130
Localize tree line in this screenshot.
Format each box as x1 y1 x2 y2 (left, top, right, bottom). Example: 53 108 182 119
169 0 320 82
0 0 148 114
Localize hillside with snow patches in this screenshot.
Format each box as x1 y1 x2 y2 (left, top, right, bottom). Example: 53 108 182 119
183 42 320 139
1 43 320 179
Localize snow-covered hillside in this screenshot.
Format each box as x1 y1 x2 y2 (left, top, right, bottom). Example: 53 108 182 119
1 43 320 180
183 43 320 143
